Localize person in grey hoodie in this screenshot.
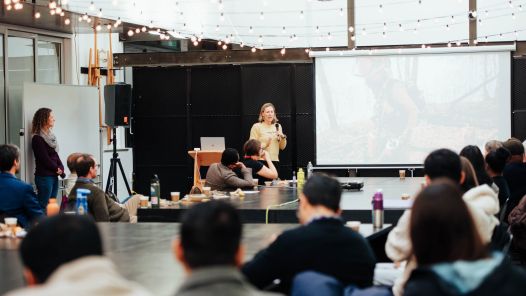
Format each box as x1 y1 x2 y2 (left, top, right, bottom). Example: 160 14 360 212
6 215 151 296
404 180 526 296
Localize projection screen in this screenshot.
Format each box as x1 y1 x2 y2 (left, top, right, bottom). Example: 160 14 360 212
314 47 512 165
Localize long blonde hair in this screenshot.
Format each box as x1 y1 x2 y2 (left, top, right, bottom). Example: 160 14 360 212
258 102 279 124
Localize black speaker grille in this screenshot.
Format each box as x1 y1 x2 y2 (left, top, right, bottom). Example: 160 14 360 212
513 58 526 111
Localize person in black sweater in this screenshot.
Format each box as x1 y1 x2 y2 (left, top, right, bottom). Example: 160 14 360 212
404 180 526 296
242 139 278 185
242 174 376 294
485 147 511 218
502 138 526 220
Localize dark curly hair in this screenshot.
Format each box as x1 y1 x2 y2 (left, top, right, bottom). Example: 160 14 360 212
31 108 52 135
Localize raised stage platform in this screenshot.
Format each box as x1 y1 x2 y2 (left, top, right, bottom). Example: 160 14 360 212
138 177 424 223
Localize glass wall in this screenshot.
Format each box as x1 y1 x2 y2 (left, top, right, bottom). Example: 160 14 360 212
37 40 61 84
7 36 34 147
0 36 4 144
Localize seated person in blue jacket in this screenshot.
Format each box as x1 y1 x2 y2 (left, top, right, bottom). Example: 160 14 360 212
0 144 44 228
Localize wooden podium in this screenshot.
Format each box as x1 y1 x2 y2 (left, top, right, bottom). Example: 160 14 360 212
188 150 222 188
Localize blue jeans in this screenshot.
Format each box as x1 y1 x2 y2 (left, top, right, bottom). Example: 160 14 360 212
34 175 58 210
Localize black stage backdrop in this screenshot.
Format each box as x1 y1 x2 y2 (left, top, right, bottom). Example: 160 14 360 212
130 58 526 198
131 64 314 198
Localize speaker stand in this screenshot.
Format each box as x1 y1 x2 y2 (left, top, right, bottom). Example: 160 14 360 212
105 127 132 197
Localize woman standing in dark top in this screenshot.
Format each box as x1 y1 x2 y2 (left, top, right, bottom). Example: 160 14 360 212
242 139 278 185
486 147 512 218
31 108 65 209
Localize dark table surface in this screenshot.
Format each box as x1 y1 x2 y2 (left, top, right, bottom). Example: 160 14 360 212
138 177 422 223
0 222 391 296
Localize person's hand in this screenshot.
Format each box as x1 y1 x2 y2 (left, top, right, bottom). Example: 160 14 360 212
57 168 63 175
261 150 270 161
235 162 246 170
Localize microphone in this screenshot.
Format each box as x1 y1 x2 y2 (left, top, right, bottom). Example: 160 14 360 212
275 123 280 142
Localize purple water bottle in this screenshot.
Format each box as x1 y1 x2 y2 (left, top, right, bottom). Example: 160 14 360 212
372 189 384 228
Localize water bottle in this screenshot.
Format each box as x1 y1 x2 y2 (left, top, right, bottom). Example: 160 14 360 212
76 188 90 215
150 174 161 209
372 189 384 228
307 161 313 179
292 171 297 187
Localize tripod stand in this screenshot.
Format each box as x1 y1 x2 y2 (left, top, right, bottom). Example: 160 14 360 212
105 127 132 196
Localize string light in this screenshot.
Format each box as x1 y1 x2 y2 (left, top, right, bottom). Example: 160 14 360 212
251 47 256 53
280 47 285 55
35 12 41 19
107 24 112 30
141 26 147 32
64 18 70 25
135 28 140 33
96 24 102 31
127 29 134 36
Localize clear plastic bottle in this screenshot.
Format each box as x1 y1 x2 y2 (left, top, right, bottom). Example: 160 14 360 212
292 171 297 187
372 189 384 228
306 161 313 179
76 188 90 215
150 174 161 209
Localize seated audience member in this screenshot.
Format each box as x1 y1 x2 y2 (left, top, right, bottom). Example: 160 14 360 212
242 139 278 184
205 148 255 191
508 195 526 261
404 180 526 296
460 145 494 188
459 156 479 193
385 149 499 296
6 215 151 296
63 152 82 196
485 147 511 212
0 144 43 227
173 201 280 296
502 138 526 220
68 154 139 223
484 140 503 156
242 174 376 293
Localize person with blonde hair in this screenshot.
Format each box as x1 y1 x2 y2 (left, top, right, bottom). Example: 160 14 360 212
249 103 287 172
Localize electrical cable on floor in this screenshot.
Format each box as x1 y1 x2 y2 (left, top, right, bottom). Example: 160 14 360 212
265 198 299 224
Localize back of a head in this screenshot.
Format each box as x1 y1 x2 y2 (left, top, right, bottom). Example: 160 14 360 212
423 149 461 183
180 200 241 269
503 138 525 157
410 180 487 266
20 215 103 283
0 144 19 172
302 174 342 212
243 139 261 157
460 145 491 185
460 156 479 192
66 152 83 173
221 148 239 166
486 147 511 174
75 154 95 177
484 140 503 154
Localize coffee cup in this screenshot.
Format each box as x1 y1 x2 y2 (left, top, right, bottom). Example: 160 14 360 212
264 181 272 186
139 196 149 208
171 192 180 202
203 187 211 196
399 170 406 180
346 221 361 232
253 179 259 186
4 217 17 237
401 193 410 200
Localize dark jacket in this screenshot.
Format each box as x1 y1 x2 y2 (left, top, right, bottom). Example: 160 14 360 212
175 266 281 296
405 254 526 296
509 195 526 254
492 175 510 211
31 135 65 178
242 217 376 294
67 179 129 222
0 172 44 227
503 162 526 219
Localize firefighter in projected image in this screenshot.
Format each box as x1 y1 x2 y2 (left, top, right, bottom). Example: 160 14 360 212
356 57 420 163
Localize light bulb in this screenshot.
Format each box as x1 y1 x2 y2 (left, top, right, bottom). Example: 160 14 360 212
193 41 198 46
56 7 62 14
222 44 227 50
60 12 65 16
82 13 88 20
135 28 140 33
141 27 146 32
280 47 286 55
350 35 356 41
98 9 102 17
78 16 83 22
4 0 11 5
421 44 426 48
96 25 102 31
305 48 310 53
456 41 461 46
348 26 354 33
50 9 56 15
240 42 244 48
447 42 451 47
49 1 56 9
35 12 41 19
217 40 222 45
107 24 112 30
65 18 71 25
325 47 329 51
251 47 256 53
128 30 134 36
86 18 91 23
113 22 118 28
6 4 11 10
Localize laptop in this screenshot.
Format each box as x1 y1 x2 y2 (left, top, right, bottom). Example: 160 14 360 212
200 137 225 151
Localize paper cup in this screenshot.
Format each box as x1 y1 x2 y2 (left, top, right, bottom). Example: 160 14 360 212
346 221 361 232
203 187 211 196
139 196 149 208
171 192 180 202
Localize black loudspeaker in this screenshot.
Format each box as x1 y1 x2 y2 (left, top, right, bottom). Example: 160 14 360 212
104 83 132 127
